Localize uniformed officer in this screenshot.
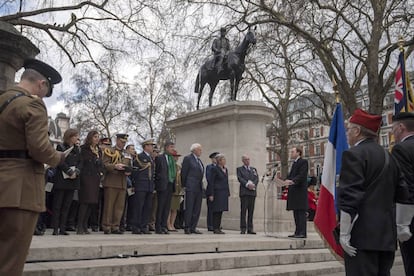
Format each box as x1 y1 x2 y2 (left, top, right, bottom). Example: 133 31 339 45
101 133 130 234
0 59 65 276
130 138 156 234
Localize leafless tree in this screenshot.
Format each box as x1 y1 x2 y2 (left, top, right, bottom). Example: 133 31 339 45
189 0 414 114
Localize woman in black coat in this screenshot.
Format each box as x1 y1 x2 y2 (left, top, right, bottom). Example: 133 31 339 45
77 130 103 234
52 128 81 235
206 153 230 234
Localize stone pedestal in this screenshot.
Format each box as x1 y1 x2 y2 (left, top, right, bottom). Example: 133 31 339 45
167 101 275 231
0 22 39 93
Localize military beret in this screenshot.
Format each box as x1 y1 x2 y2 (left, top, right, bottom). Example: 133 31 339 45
142 138 156 146
349 108 382 133
209 152 220 159
116 133 129 142
24 59 62 97
393 112 414 122
100 137 111 145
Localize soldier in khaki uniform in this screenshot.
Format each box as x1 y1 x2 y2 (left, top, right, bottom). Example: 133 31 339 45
0 59 65 276
101 133 130 234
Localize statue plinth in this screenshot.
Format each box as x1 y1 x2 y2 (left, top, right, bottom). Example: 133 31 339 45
0 22 39 93
167 101 274 231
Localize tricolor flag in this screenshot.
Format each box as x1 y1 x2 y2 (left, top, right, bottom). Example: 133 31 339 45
395 50 414 114
314 103 348 259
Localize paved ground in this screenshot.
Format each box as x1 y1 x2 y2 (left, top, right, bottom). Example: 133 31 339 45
321 265 405 276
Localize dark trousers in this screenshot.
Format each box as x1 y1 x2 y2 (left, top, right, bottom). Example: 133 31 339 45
156 184 174 232
66 199 79 229
52 189 75 231
185 191 202 231
119 191 129 230
240 195 255 231
293 209 307 236
131 191 153 230
77 203 92 232
0 208 38 276
213 211 223 230
89 188 103 229
344 250 394 276
400 237 414 276
207 199 213 230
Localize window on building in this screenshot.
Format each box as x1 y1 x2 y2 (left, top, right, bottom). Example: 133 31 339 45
382 115 387 126
381 135 388 147
315 144 321 156
314 128 320 137
303 145 308 157
270 136 276 145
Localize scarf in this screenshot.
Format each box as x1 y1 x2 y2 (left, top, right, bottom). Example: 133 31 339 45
167 153 176 183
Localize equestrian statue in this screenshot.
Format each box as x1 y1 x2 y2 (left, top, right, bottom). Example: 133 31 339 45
195 27 257 110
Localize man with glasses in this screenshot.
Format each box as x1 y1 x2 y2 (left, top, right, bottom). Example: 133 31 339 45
338 108 405 275
0 59 65 276
391 112 414 276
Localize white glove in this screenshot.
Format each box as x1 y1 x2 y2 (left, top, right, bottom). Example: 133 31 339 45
339 210 359 257
396 203 414 242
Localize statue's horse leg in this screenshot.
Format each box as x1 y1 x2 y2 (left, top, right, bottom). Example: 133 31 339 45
196 80 206 110
229 73 236 101
208 80 219 107
233 75 242 101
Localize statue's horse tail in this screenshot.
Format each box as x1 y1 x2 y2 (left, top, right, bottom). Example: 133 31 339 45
194 71 201 94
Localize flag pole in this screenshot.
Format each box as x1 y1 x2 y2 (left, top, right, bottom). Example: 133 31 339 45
398 36 408 112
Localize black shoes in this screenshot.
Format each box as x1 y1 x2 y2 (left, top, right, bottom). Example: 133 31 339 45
247 231 256 235
288 234 306 238
191 229 202 234
214 229 225 234
111 229 124 234
132 228 142 234
184 229 191 234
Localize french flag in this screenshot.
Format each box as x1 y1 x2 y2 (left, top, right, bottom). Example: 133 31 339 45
314 103 348 259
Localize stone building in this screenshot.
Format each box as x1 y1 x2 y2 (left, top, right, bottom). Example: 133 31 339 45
48 112 70 146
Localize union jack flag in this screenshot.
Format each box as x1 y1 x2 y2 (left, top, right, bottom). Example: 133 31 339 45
394 50 414 114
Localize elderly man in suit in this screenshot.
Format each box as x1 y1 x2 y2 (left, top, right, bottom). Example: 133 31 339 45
390 112 414 276
286 147 308 239
0 59 65 276
181 143 204 234
237 154 259 234
206 151 219 231
339 109 406 275
154 141 176 234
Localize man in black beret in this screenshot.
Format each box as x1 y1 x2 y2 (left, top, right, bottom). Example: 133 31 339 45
0 58 65 275
391 112 414 276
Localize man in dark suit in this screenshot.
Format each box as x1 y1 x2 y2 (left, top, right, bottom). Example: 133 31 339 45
286 147 308 238
391 112 414 276
181 143 204 234
237 154 259 234
130 138 156 235
206 152 219 231
338 109 406 275
154 141 176 234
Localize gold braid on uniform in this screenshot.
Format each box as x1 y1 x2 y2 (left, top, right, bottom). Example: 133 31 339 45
134 156 152 180
104 147 122 164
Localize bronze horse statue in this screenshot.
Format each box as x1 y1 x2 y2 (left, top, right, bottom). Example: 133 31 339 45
194 30 257 110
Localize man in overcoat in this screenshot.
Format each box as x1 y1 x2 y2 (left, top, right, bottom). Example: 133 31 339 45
0 59 65 276
338 108 405 275
285 147 308 238
390 112 414 276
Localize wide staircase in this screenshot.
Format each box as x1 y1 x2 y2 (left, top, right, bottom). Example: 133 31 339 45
24 230 347 276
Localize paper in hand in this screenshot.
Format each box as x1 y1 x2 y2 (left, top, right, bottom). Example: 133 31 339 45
274 178 290 187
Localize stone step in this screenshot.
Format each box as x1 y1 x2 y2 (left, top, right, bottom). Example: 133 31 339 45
170 260 345 276
27 231 325 262
24 248 336 276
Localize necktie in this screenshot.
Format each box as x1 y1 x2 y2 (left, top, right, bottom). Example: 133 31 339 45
197 158 203 172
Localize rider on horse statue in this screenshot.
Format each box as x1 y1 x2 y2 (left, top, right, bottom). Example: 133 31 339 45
211 27 230 74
